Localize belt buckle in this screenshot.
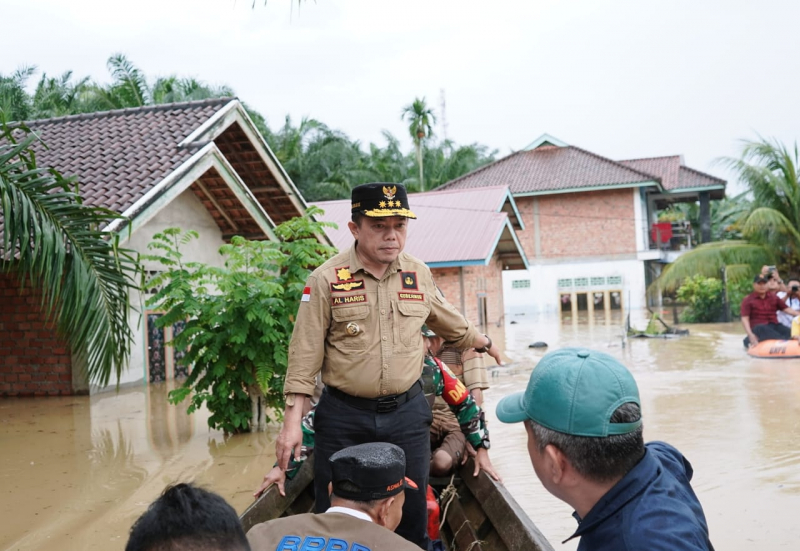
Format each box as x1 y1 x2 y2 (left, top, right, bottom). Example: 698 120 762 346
376 395 399 413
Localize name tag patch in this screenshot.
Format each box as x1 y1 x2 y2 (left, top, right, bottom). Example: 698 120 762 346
332 294 368 306
398 291 424 301
330 280 364 292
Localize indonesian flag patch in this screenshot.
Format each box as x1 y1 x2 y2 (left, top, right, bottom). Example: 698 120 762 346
301 286 312 302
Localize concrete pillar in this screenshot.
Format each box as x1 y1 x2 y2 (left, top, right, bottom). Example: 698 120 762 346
699 191 711 244
571 292 578 320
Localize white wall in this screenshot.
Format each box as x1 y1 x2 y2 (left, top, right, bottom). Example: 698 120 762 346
502 258 647 316
101 190 228 390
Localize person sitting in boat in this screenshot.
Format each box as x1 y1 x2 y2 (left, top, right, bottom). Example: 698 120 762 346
776 276 800 329
742 273 800 347
248 443 421 551
254 328 499 499
422 325 491 476
496 348 715 550
126 483 250 551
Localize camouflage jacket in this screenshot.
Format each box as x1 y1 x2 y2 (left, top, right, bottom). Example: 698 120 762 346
281 353 490 480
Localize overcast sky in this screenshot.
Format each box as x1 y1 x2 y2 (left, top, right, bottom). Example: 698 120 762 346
3 0 799 194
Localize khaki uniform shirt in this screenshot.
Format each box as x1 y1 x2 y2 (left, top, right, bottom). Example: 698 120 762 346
285 244 480 399
437 347 489 391
247 512 420 551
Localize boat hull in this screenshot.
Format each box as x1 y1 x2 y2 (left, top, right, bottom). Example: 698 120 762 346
240 457 555 551
747 339 800 359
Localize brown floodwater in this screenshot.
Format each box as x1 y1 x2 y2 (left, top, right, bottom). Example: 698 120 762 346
2 313 799 550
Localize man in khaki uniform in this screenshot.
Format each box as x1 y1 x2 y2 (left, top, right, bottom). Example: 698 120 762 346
248 443 420 551
276 183 501 548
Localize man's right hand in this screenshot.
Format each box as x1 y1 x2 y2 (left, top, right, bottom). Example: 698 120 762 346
276 421 303 471
254 466 287 498
748 333 759 347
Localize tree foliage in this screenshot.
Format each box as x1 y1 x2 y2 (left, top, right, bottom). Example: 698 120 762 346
1 57 496 203
675 275 724 323
144 208 335 434
402 97 436 191
654 137 800 294
0 118 140 387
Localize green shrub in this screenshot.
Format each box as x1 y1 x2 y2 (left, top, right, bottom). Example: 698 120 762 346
144 207 335 434
727 278 753 319
676 275 723 323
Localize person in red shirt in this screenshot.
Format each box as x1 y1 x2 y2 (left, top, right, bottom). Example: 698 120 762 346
741 273 800 347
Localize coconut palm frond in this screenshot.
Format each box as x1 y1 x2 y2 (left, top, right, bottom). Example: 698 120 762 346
1 121 140 387
652 241 773 292
742 206 800 245
106 54 149 107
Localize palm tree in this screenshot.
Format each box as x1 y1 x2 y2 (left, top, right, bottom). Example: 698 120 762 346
653 137 800 293
0 66 36 121
31 71 93 118
401 98 435 191
0 118 140 387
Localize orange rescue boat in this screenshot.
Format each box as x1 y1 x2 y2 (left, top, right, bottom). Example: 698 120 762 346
748 339 800 359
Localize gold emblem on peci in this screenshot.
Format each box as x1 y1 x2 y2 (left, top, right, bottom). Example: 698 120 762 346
383 185 397 200
336 267 352 281
346 322 360 336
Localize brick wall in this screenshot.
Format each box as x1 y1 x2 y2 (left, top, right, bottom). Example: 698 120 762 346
0 271 74 397
515 188 637 260
431 255 505 328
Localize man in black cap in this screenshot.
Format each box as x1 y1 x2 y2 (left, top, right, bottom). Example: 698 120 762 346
276 183 503 548
248 443 420 551
741 273 800 347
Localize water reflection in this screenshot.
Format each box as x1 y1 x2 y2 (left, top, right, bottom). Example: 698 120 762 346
1 314 799 550
0 382 277 550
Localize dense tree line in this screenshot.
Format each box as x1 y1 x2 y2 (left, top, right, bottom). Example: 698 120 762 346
0 54 496 201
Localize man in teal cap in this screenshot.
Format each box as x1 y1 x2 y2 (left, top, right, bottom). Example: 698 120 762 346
496 348 713 550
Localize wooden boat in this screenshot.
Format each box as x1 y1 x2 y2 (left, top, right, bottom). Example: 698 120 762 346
747 339 800 359
240 457 555 551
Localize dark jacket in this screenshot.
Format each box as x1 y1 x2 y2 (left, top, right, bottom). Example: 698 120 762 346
567 442 714 550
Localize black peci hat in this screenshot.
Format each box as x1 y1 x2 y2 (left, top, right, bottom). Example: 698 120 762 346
330 442 418 502
351 183 417 219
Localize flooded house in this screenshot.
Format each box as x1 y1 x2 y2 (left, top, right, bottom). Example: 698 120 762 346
0 98 309 395
437 134 727 318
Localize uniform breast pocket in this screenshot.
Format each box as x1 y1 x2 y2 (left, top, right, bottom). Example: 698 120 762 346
396 301 430 347
331 305 370 351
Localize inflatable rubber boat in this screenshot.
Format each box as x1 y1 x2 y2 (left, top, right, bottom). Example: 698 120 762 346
748 339 800 359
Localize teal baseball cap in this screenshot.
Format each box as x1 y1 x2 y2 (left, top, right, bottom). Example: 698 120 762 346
496 348 642 437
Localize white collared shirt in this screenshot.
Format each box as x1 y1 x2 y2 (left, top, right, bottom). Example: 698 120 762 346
325 505 373 523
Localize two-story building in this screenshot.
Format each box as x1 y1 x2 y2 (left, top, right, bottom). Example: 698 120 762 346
438 135 726 318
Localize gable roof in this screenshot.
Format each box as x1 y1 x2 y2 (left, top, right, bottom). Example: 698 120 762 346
26 98 231 213
311 186 528 270
16 98 308 242
619 156 726 203
619 156 725 193
437 145 662 196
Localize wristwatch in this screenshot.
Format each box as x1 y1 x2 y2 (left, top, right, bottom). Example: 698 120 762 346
474 334 492 353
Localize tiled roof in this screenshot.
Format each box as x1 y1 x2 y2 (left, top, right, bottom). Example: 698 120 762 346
312 187 528 269
23 98 232 213
438 145 661 194
620 156 725 191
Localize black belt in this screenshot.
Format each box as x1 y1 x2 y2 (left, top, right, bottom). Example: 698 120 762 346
325 380 422 413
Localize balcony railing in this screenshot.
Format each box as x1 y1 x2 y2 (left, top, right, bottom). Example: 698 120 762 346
649 221 693 252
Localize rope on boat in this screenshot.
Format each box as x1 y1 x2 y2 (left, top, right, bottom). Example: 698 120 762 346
450 520 485 551
439 473 458 531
